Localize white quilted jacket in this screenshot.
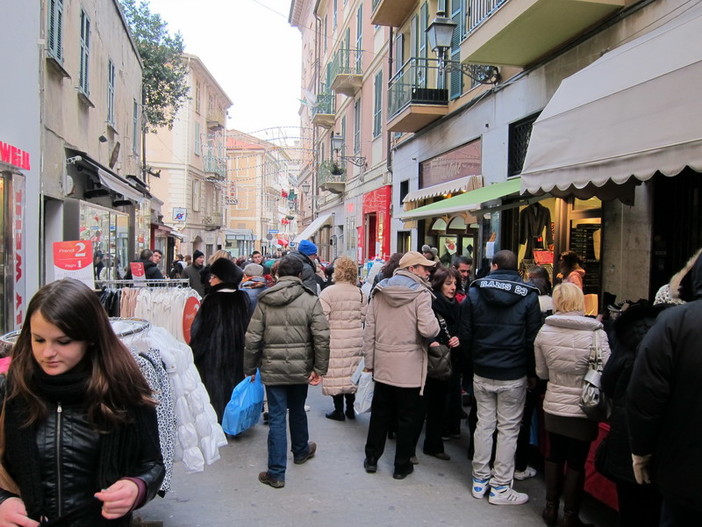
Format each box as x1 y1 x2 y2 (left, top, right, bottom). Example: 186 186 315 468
534 313 611 418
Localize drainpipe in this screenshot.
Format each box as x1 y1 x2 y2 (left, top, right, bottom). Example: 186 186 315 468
312 10 322 221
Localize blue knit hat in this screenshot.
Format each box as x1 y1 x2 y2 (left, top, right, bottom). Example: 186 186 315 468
297 240 318 255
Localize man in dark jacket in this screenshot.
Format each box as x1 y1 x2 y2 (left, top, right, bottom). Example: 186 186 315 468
288 239 321 294
459 249 541 506
627 250 702 525
182 250 206 297
244 255 330 489
124 249 164 280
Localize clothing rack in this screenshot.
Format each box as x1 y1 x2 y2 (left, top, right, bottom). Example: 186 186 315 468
95 278 190 288
109 317 150 338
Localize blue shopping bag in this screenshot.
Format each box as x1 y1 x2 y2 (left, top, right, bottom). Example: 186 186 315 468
222 370 264 435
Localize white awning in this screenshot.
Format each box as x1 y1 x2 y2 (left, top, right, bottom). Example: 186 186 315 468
402 175 482 203
521 4 702 200
291 212 333 244
97 168 145 203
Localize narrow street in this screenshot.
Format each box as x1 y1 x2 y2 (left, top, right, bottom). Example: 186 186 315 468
140 386 618 527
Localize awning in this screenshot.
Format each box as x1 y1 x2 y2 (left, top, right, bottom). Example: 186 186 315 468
403 175 482 203
521 4 702 200
291 212 333 243
398 178 522 220
97 168 145 203
225 229 255 241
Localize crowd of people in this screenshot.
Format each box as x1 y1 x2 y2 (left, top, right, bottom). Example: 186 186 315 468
5 242 700 526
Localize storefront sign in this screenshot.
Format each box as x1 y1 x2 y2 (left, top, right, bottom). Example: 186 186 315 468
0 141 31 170
182 296 200 344
13 174 26 327
173 207 187 221
53 240 94 289
130 262 146 283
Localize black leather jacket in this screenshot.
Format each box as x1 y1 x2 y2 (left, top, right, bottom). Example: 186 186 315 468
0 379 164 526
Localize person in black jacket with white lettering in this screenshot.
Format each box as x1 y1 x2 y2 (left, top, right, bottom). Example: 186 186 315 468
459 250 541 506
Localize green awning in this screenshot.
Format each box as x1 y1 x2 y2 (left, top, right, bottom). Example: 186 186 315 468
398 177 522 221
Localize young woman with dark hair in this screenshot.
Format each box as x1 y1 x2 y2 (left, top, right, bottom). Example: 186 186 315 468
0 278 164 526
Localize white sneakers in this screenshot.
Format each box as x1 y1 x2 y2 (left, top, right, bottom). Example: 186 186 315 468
471 477 490 499
514 466 537 481
472 477 529 505
488 485 529 505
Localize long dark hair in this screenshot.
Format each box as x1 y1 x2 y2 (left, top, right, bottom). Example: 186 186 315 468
381 252 404 278
430 266 461 297
9 279 154 430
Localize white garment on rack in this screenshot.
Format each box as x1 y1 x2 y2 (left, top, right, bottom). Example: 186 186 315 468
132 288 201 343
125 325 226 473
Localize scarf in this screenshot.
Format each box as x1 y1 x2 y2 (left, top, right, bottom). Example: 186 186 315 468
432 293 460 335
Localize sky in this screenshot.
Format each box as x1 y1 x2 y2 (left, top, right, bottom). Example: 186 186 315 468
146 0 302 142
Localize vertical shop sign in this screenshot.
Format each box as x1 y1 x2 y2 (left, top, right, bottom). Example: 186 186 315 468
13 173 26 327
53 241 95 288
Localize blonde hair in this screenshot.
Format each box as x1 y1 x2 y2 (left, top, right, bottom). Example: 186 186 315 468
208 249 232 265
552 282 585 313
332 256 358 284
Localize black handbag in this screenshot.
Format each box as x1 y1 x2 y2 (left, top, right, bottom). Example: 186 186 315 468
427 315 453 381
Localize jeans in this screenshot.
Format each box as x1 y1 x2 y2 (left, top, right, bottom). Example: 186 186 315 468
265 384 310 481
365 381 425 471
472 374 527 486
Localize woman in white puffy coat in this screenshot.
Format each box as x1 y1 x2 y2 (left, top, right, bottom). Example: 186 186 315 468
534 282 610 527
319 257 367 421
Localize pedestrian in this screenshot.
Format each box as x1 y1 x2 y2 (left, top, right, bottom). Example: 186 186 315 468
182 250 206 297
371 252 404 292
535 282 610 525
459 249 541 505
244 255 330 489
556 251 585 290
124 248 165 280
288 240 321 294
627 249 702 526
169 254 185 279
363 251 440 480
239 263 268 311
599 301 669 527
200 250 233 296
421 244 440 264
0 278 164 525
422 266 463 460
190 258 250 424
452 255 473 302
318 257 367 421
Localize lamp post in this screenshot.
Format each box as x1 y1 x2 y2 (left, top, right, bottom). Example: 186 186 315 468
426 11 500 85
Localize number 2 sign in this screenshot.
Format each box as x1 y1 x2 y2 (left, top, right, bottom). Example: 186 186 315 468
53 241 95 288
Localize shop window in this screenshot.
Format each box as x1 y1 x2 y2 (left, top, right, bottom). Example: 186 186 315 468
508 114 539 176
431 218 447 231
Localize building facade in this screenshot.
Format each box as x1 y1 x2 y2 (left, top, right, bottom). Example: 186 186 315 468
148 54 232 262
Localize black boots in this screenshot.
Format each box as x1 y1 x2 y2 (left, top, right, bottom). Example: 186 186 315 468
542 460 563 526
326 394 356 421
560 469 594 527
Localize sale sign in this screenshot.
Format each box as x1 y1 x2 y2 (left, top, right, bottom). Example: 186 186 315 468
53 241 94 288
182 296 200 344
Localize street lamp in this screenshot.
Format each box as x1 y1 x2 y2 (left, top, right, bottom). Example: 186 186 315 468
426 11 500 85
330 132 367 169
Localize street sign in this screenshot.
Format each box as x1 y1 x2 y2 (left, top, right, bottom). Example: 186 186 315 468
266 233 274 240
268 229 279 234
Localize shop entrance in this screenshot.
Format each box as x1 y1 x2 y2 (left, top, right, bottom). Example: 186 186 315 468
365 213 378 260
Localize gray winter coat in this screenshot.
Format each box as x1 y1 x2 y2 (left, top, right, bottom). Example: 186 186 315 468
244 276 330 385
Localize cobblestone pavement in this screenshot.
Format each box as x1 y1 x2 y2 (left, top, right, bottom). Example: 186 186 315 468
140 385 618 527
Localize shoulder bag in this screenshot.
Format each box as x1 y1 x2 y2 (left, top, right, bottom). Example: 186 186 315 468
579 330 611 422
427 315 452 381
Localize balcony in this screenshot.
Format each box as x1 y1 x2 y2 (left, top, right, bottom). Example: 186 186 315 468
330 48 363 97
387 57 448 133
371 0 417 27
203 212 223 230
203 155 227 181
318 161 346 194
311 92 335 129
206 106 226 130
462 0 625 67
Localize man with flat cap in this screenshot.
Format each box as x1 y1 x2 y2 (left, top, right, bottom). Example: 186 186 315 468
363 251 440 480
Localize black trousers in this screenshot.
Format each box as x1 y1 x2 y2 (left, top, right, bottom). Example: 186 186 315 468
365 381 425 470
423 377 448 454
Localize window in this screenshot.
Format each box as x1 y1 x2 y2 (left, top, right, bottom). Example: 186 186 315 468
449 0 464 99
356 5 363 72
47 0 64 61
373 71 383 138
195 81 202 114
107 59 115 126
132 99 139 154
194 122 201 155
353 99 361 155
324 16 328 53
79 9 90 96
333 0 337 29
508 114 539 176
192 179 201 212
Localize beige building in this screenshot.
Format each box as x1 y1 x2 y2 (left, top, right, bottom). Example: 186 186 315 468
40 0 152 281
148 54 232 260
225 131 299 258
